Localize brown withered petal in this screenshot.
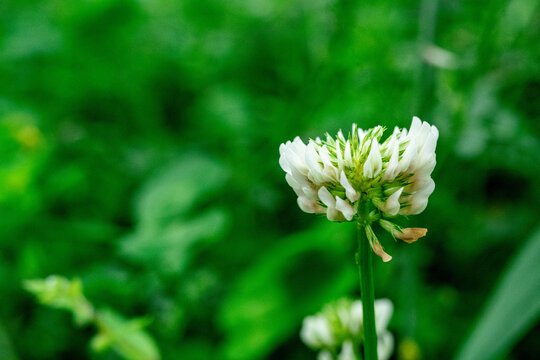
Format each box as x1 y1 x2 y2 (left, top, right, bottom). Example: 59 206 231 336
371 239 393 262
396 228 428 243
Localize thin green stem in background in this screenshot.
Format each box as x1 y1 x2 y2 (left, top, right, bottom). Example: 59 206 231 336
357 226 377 360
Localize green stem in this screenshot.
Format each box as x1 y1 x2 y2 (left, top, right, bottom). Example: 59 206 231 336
357 225 377 360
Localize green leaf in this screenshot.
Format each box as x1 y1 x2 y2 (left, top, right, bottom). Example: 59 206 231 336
93 309 161 360
120 207 228 274
120 155 229 274
24 276 94 326
134 155 228 226
219 222 357 360
454 226 540 360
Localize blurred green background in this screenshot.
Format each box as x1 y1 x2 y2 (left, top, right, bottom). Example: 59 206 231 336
1 0 539 359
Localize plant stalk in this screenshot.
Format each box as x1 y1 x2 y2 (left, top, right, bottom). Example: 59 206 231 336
357 225 377 360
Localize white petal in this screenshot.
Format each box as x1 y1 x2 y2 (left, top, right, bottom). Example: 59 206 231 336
285 173 300 189
415 177 435 197
374 298 394 332
290 186 305 199
400 177 435 215
278 152 291 173
340 172 359 202
372 125 384 139
335 196 356 221
408 173 432 192
400 196 429 215
326 206 344 221
318 351 333 360
320 145 338 179
290 166 309 188
400 128 408 138
415 126 438 170
336 142 344 170
314 317 334 346
297 197 324 214
399 137 417 173
278 137 309 176
338 340 355 360
380 187 404 216
361 138 371 155
306 143 326 184
382 142 400 181
410 116 422 134
318 186 336 208
358 128 366 143
337 307 350 329
300 317 319 347
363 140 382 178
350 301 363 335
344 140 353 166
305 143 320 169
378 331 394 360
415 153 436 176
300 316 334 348
430 124 440 143
292 136 307 153
301 186 319 201
417 121 432 148
319 145 333 167
382 134 396 157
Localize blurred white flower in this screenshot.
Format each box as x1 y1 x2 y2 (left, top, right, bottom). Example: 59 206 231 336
300 298 394 360
338 340 356 360
279 117 438 261
318 350 333 360
301 314 335 348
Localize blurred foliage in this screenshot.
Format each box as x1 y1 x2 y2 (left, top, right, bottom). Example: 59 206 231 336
0 0 539 359
455 226 540 360
25 276 160 360
24 276 94 326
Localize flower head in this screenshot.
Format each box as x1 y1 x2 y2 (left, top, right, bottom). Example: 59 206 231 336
300 298 394 360
279 117 438 261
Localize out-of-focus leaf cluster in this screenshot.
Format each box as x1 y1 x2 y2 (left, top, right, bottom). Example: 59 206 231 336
0 0 538 359
25 276 160 360
24 276 94 326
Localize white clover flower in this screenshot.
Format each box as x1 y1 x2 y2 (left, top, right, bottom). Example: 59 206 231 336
300 298 394 360
279 117 438 261
301 314 335 348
